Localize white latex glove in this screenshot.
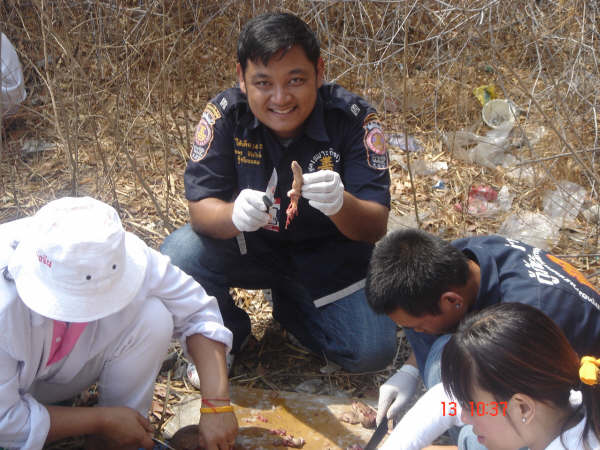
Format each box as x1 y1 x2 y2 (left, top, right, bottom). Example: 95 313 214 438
301 170 344 216
377 364 419 426
231 188 270 232
380 382 463 450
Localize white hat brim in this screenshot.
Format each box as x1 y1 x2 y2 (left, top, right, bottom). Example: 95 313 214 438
9 232 148 322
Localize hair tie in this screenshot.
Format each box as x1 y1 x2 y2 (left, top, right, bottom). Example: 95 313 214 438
579 356 600 386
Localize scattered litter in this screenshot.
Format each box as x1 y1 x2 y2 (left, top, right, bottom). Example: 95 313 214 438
481 99 517 129
21 138 56 155
505 165 542 185
509 125 546 148
1 33 27 116
467 185 514 217
582 205 600 224
393 157 448 175
432 180 445 189
412 159 448 176
542 181 586 228
444 126 513 169
498 211 560 251
470 185 498 202
445 124 545 169
472 84 496 105
386 133 423 152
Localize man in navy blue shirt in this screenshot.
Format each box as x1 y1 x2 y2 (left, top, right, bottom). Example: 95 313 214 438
161 12 397 379
366 228 600 445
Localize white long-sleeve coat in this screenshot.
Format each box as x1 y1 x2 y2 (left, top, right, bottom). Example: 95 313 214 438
0 219 232 449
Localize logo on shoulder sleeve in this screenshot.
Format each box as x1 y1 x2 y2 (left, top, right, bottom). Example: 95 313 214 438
195 119 213 147
190 142 208 162
190 103 223 162
363 113 388 170
202 103 222 125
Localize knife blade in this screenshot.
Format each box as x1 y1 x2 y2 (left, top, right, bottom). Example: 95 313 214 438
152 436 179 450
364 419 388 450
262 167 278 209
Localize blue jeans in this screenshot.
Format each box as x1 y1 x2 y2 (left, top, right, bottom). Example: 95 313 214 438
160 224 397 372
405 331 486 450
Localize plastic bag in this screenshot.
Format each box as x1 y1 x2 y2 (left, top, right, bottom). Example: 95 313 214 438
498 211 560 251
467 185 514 217
542 181 586 227
387 133 423 152
582 205 600 224
1 33 26 116
444 125 513 169
410 159 447 176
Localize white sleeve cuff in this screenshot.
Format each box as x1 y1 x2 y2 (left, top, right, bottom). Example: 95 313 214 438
381 382 463 450
398 363 419 379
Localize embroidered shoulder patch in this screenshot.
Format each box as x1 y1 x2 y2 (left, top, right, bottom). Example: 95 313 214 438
195 118 213 147
202 103 222 125
190 142 208 162
190 103 222 162
363 114 388 170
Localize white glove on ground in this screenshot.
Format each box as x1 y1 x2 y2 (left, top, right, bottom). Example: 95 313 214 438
380 382 463 450
232 188 270 232
301 170 344 216
377 364 420 426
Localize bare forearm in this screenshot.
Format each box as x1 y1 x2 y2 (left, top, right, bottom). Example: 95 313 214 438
189 198 238 239
186 334 230 399
46 405 103 443
329 192 389 243
47 404 154 448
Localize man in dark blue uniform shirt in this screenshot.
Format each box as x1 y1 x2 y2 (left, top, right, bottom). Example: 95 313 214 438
160 12 397 380
366 228 600 446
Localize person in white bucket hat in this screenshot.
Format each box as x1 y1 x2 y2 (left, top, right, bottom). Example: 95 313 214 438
0 196 237 450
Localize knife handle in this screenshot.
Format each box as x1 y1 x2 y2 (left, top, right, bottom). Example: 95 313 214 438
262 195 273 208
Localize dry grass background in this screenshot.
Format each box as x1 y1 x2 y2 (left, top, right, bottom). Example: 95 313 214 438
1 0 599 448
